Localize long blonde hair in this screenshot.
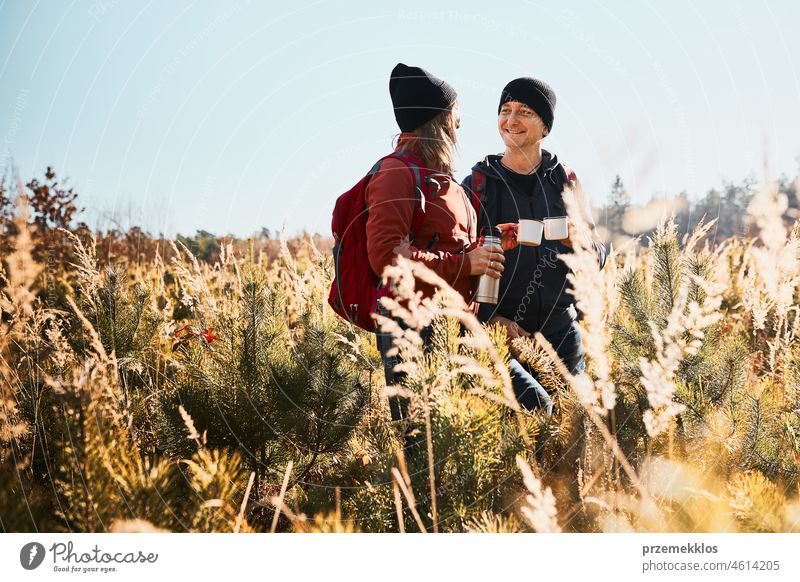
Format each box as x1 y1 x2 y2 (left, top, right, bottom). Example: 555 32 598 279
394 103 458 175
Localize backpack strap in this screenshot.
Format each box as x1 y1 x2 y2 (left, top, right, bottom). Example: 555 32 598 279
552 162 578 191
545 161 578 215
563 163 577 184
369 153 428 243
469 168 489 229
470 169 485 213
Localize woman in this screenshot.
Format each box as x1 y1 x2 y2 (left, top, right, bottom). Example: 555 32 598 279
367 63 504 425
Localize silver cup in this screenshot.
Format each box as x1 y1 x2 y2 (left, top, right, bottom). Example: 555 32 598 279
544 216 569 240
518 219 544 246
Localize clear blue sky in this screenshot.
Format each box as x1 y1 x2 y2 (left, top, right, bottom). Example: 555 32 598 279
2 0 799 237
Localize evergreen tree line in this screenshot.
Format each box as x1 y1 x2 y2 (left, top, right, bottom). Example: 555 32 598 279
5 164 799 270
600 166 800 245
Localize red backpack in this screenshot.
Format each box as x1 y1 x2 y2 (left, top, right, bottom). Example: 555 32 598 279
327 152 428 332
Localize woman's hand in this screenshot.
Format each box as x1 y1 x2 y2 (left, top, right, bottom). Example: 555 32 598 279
468 245 504 279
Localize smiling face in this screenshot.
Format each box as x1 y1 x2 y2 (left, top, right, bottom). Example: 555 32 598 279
498 101 548 150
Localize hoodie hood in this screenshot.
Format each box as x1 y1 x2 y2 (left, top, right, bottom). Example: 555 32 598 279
471 149 562 183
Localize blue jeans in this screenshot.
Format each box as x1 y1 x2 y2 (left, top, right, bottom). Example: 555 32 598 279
375 309 433 456
375 304 433 424
509 320 585 415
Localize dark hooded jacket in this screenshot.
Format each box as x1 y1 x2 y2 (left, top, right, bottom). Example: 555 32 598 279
461 150 607 335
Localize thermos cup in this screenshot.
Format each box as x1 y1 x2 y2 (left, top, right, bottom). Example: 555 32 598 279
475 226 502 305
518 219 544 246
544 216 569 240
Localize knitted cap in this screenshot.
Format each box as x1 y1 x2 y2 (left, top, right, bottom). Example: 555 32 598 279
389 63 458 132
498 77 557 131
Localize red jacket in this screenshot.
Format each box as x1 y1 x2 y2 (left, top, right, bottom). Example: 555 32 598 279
365 151 477 304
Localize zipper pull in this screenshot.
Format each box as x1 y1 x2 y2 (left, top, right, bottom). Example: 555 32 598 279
426 233 440 250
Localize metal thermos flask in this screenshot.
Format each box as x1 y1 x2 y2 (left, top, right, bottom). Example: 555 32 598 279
475 226 502 304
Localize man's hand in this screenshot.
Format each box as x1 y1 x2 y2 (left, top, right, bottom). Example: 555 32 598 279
489 315 530 341
497 223 519 251
478 223 518 252
559 223 574 248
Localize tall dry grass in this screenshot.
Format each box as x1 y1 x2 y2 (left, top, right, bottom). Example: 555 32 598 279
1 175 799 533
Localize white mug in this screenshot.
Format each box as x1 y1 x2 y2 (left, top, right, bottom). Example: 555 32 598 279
518 219 544 246
544 216 569 240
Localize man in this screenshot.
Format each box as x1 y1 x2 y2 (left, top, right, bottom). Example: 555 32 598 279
462 77 607 414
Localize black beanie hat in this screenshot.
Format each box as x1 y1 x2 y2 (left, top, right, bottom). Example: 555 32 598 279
498 77 557 132
389 63 458 132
